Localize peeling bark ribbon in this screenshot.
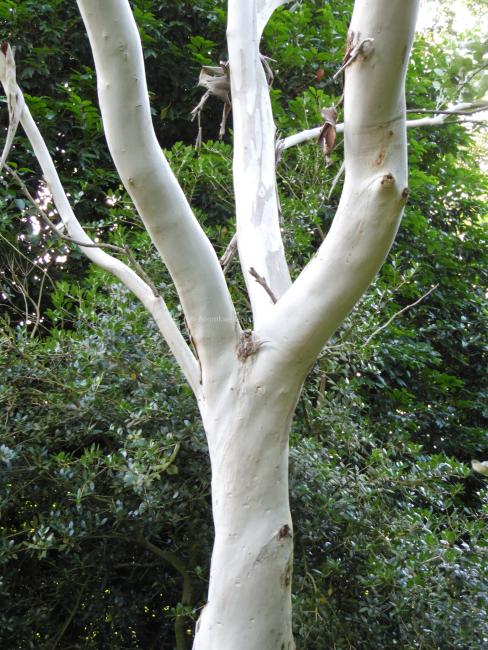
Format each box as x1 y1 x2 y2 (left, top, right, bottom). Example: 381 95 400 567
317 107 337 164
333 33 375 80
190 62 231 147
0 42 25 170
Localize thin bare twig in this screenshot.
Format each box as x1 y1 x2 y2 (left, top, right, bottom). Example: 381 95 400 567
0 230 55 281
249 266 277 304
135 537 192 650
6 269 29 324
4 166 122 251
333 37 374 80
31 266 48 337
327 160 345 200
406 106 488 116
362 284 438 348
456 63 488 97
4 164 160 297
51 579 88 649
12 267 42 335
122 245 160 297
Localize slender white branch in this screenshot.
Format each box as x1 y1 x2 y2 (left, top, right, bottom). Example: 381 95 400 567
76 0 239 372
227 0 291 327
281 123 345 151
260 0 420 369
281 100 488 151
0 54 200 393
405 100 488 127
27 101 200 393
256 0 290 38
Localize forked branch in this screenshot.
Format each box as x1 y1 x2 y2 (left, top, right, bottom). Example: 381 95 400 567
256 0 291 38
0 44 200 393
76 0 239 369
260 0 420 368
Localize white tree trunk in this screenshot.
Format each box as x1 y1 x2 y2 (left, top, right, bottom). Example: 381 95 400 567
227 0 292 326
194 350 303 649
1 1 425 649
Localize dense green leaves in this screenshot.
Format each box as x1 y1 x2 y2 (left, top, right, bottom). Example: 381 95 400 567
1 278 210 648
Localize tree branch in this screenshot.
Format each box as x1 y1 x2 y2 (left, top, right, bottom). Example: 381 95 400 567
76 0 239 372
280 100 488 152
249 266 277 304
0 43 24 169
256 0 290 38
0 47 200 393
4 164 162 298
279 122 344 152
51 580 87 649
220 233 238 275
227 0 291 327
4 166 123 251
260 0 420 368
405 100 488 127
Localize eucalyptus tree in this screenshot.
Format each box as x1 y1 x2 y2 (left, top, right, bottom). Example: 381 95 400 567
1 0 486 648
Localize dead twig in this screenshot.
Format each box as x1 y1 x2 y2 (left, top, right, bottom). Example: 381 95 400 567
249 266 277 304
3 165 160 297
406 105 488 116
333 33 374 80
362 284 438 348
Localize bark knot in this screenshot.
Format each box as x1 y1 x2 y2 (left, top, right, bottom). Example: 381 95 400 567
374 146 386 167
380 173 395 186
237 330 262 360
278 524 292 539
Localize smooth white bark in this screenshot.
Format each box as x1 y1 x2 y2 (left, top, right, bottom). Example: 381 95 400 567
227 0 292 327
257 0 290 38
261 0 420 369
282 122 345 150
194 350 303 650
77 0 240 370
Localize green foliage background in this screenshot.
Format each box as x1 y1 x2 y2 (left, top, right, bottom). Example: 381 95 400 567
0 0 487 648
